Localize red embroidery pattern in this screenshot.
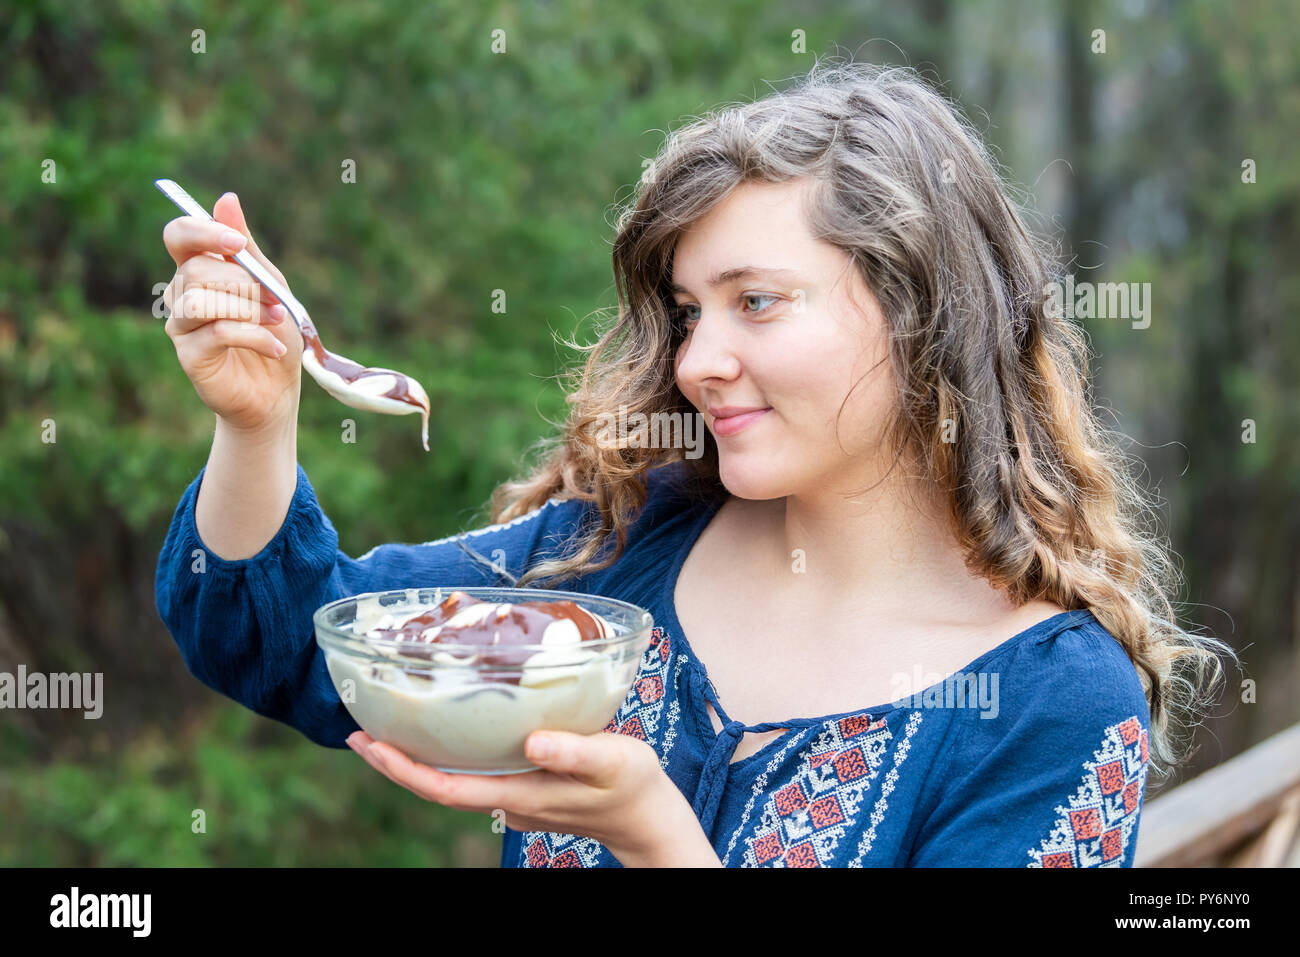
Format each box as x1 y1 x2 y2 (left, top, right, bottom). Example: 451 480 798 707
520 626 682 868
1027 715 1149 867
739 711 894 867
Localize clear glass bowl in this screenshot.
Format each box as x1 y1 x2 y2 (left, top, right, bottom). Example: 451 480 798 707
315 586 654 774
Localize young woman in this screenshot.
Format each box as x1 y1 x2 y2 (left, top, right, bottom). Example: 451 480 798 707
156 61 1232 867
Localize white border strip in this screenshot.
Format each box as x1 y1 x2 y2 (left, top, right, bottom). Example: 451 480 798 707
354 496 571 563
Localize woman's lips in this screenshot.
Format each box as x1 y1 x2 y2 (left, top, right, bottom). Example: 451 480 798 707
712 407 771 437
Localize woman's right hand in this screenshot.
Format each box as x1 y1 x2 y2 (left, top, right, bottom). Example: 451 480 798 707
162 192 304 434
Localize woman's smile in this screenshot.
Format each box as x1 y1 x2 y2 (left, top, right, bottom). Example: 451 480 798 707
711 406 771 436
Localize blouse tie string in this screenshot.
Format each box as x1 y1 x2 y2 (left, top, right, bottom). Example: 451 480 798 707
692 718 747 836
684 661 747 836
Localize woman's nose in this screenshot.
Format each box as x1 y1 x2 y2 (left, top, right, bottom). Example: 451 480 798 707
675 310 742 385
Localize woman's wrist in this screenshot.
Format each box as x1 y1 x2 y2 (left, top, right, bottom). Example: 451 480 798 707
613 782 724 868
214 400 298 445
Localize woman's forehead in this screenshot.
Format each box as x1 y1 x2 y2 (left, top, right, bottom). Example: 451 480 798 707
670 182 849 289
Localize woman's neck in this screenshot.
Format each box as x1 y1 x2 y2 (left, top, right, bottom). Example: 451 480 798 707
743 471 1021 627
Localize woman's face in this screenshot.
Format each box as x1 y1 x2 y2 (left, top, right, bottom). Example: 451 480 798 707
672 177 897 501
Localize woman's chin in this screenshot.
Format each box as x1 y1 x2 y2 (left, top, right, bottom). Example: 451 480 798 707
717 458 789 501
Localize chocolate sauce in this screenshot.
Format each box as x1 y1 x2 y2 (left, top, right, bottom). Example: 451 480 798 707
298 314 430 450
366 591 608 686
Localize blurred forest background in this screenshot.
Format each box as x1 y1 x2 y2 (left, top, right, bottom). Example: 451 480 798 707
0 0 1296 865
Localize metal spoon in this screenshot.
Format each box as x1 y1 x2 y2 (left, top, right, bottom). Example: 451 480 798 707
155 178 431 451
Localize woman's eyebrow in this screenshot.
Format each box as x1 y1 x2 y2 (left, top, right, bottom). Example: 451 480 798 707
670 266 804 294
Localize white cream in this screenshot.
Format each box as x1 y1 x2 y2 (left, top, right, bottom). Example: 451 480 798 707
324 593 638 773
300 354 431 451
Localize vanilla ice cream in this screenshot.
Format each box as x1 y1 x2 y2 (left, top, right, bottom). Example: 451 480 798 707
322 589 644 773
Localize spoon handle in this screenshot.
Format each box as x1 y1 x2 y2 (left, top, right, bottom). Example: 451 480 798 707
154 178 309 337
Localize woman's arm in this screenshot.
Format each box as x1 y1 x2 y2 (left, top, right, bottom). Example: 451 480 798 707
195 410 299 561
905 624 1152 867
155 461 597 749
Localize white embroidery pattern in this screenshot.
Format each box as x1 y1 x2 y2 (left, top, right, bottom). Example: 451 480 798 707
1027 715 1149 867
731 710 906 867
849 709 924 866
520 626 684 867
721 726 811 865
659 655 684 763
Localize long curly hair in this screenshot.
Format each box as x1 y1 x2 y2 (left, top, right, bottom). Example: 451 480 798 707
486 59 1235 784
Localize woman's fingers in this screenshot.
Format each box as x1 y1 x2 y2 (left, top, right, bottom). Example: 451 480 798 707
171 255 283 307
178 317 288 362
163 215 248 267
162 210 288 287
212 193 288 286
164 274 275 325
166 286 279 338
184 250 281 295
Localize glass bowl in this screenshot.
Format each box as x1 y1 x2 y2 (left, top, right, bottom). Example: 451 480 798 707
315 586 654 774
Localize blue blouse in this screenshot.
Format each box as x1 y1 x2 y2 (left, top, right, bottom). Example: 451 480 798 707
155 459 1152 867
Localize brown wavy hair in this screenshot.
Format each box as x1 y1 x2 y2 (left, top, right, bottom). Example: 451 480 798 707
485 59 1235 783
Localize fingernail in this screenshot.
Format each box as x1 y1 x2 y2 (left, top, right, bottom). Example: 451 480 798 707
221 230 246 251
268 304 286 322
367 743 387 768
274 340 287 357
528 735 553 760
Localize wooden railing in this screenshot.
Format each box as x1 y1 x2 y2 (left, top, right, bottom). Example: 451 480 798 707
1134 721 1300 867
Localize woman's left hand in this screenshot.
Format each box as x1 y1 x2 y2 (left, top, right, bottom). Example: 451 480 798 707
346 729 722 867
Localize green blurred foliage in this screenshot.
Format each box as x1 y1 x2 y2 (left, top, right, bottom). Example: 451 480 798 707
0 703 499 866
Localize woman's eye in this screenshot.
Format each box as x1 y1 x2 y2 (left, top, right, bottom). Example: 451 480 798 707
741 293 780 314
673 294 779 332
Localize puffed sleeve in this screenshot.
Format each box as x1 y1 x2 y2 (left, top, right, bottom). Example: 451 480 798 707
905 621 1152 867
154 463 595 749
